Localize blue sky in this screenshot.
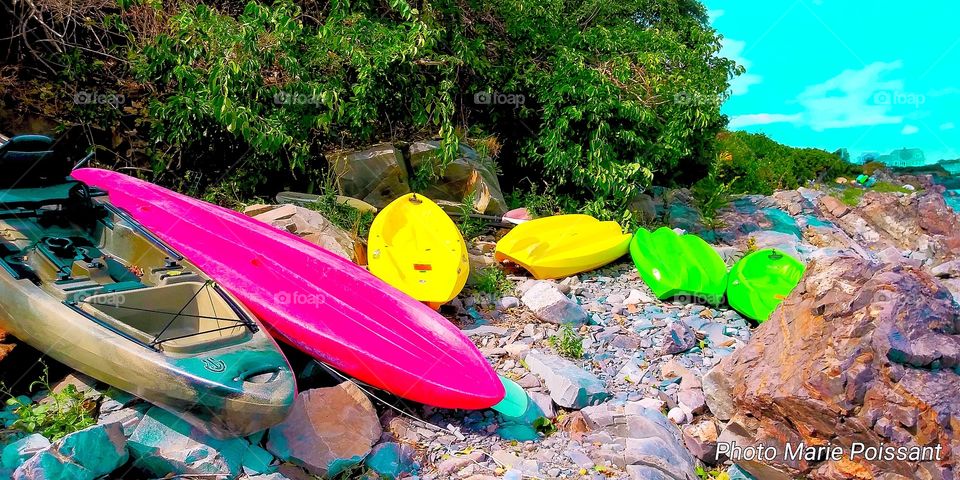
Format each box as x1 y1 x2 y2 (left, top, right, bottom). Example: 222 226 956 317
704 0 960 162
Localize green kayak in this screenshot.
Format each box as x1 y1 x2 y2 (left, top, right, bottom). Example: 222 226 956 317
727 249 806 323
629 227 728 305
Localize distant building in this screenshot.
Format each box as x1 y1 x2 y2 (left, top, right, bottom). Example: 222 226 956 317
877 148 926 168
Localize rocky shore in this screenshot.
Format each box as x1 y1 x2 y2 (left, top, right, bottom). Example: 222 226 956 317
2 174 959 479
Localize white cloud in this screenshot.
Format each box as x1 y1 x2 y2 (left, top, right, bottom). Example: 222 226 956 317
708 9 725 23
941 122 956 131
796 61 905 131
728 113 803 129
726 61 915 132
720 39 762 96
901 125 919 135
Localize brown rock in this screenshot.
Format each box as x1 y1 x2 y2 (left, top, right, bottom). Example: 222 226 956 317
707 253 960 480
682 418 721 464
819 195 850 218
0 327 14 362
248 204 357 261
266 382 382 477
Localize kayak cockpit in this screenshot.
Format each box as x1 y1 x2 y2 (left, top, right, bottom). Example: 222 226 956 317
77 281 253 353
0 179 259 354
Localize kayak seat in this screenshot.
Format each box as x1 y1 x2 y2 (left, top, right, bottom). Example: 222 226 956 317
0 135 71 187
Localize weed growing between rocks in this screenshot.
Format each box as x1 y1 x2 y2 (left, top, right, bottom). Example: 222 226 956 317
0 361 95 441
474 266 512 297
304 185 375 239
457 191 487 241
548 325 584 359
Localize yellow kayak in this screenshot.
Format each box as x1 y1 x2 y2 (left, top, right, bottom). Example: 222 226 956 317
494 214 631 279
368 193 469 307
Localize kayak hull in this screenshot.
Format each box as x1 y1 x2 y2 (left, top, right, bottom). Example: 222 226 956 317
0 181 294 438
629 227 728 305
727 249 806 322
368 193 469 305
72 169 504 410
494 214 631 279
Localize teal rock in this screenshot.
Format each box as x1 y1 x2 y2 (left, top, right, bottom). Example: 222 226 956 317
242 443 277 475
727 464 757 480
128 407 244 479
2 434 50 470
13 423 127 480
364 442 418 480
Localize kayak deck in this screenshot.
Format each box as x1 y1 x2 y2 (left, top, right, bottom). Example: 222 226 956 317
494 214 631 279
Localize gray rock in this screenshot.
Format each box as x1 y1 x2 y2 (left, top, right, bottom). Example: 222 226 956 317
931 260 960 278
701 364 735 421
521 282 588 326
14 423 127 480
527 391 556 419
581 402 697 479
498 296 521 309
523 350 609 409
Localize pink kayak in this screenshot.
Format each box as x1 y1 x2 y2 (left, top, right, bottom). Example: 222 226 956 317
72 168 504 410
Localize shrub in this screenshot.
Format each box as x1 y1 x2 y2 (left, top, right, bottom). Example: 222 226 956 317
474 266 512 296
0 363 96 441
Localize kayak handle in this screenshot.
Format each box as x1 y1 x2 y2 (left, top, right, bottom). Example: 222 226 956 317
768 250 784 260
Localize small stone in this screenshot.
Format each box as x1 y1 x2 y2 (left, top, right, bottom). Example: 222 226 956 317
667 407 688 425
661 322 697 355
520 282 589 326
498 296 521 309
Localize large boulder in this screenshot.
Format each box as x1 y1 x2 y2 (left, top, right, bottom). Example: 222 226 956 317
128 407 245 478
266 381 381 477
523 350 608 409
408 141 507 214
245 204 357 261
327 143 410 208
13 423 127 480
520 281 588 326
581 401 698 479
703 253 960 480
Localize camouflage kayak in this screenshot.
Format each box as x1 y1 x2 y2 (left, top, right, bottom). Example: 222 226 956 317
0 136 295 438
